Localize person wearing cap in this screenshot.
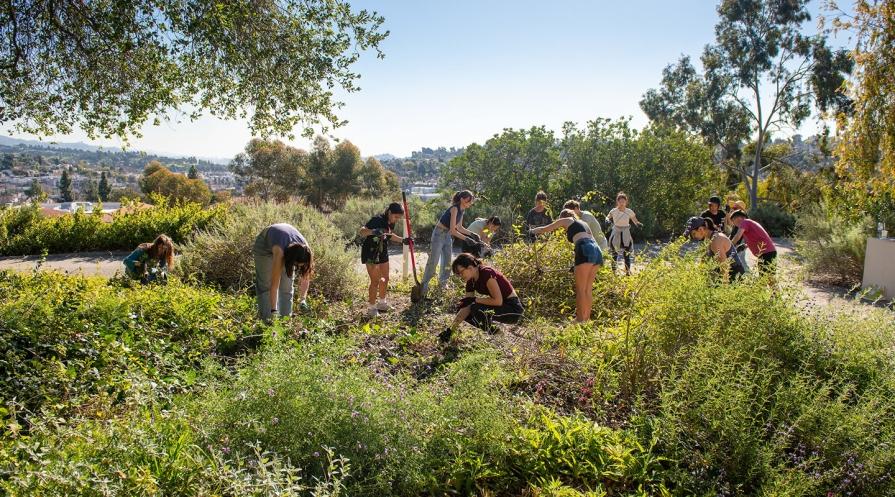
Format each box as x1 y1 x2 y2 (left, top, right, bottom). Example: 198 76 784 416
684 216 745 282
701 196 726 232
725 199 750 271
563 200 609 253
729 210 778 277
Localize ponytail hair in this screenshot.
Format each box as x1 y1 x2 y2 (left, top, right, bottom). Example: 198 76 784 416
616 191 628 201
383 202 404 218
703 218 719 232
284 243 313 278
451 252 482 274
452 190 474 205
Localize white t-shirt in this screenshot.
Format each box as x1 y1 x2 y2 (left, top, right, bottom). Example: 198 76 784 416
607 207 635 228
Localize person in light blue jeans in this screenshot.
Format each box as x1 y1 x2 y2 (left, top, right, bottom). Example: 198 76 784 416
253 223 313 320
420 190 476 297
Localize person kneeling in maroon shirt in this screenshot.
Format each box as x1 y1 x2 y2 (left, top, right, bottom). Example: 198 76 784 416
438 253 524 342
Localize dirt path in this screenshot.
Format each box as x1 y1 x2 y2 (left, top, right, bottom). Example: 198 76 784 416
0 251 129 277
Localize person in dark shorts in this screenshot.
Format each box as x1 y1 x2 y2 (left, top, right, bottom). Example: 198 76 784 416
439 253 524 342
253 223 313 321
529 209 603 323
683 216 745 282
700 195 726 232
729 210 778 280
358 202 412 317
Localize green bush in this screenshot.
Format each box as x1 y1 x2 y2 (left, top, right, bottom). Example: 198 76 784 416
0 200 225 255
0 270 260 424
193 336 517 496
795 202 873 286
328 196 388 242
177 200 361 300
750 202 797 237
1 410 350 496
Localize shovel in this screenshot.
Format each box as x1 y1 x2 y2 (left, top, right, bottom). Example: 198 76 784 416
402 191 423 302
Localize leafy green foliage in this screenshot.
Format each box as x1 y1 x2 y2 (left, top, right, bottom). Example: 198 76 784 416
442 120 717 238
0 200 224 255
177 200 361 300
0 0 388 141
0 271 259 425
795 202 873 286
140 161 212 205
750 202 797 237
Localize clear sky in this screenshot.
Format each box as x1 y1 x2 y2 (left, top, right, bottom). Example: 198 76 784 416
2 0 847 160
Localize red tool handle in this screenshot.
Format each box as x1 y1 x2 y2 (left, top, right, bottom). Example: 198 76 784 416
401 192 419 279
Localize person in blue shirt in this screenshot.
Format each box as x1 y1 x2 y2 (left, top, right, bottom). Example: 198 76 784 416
123 234 174 284
252 223 313 320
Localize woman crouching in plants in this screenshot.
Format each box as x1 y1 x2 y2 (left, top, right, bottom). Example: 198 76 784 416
253 223 313 321
439 253 524 342
683 216 745 283
123 234 174 284
529 209 603 323
358 202 412 317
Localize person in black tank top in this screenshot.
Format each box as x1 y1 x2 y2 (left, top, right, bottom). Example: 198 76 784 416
528 209 604 323
358 203 413 317
683 216 744 282
420 190 478 298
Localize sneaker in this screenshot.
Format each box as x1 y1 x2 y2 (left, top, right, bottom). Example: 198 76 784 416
438 327 453 343
366 306 379 318
375 299 392 312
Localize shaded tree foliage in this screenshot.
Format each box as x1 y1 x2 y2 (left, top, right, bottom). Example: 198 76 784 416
0 0 388 141
57 168 72 202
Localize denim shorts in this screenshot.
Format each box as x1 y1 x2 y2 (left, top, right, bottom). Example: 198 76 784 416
574 238 604 266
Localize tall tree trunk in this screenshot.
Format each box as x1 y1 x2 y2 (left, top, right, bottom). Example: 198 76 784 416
751 128 763 210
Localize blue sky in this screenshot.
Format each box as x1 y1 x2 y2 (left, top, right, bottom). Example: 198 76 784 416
3 0 848 159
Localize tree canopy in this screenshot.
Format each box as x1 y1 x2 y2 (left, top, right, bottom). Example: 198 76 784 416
0 0 388 141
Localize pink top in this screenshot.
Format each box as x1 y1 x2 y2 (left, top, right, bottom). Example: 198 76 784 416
740 219 776 256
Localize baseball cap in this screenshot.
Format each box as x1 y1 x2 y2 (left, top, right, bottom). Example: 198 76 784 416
683 216 705 237
708 196 722 206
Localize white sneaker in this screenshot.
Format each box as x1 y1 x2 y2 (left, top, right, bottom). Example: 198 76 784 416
375 299 392 312
366 306 379 317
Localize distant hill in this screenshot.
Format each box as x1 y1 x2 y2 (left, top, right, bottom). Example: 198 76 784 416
0 136 106 153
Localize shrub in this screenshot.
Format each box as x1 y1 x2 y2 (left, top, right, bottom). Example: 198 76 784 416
795 202 873 286
193 336 517 496
750 202 797 237
328 196 393 243
0 270 260 424
177 200 361 300
0 200 224 255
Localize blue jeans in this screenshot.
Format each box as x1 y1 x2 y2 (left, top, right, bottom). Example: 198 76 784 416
421 226 453 294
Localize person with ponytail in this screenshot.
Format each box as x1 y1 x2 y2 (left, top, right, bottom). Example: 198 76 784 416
420 190 477 297
438 253 524 342
123 234 175 284
253 223 313 321
683 216 745 282
529 209 603 323
358 202 412 317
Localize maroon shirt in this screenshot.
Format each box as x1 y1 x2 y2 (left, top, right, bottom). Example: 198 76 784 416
466 266 514 299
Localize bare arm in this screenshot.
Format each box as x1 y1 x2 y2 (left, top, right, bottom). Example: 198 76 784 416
730 228 744 246
449 207 473 241
476 278 503 307
531 217 573 235
630 211 643 227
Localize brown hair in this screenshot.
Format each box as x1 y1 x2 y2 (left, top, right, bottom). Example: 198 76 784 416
486 216 502 226
535 191 548 202
452 190 474 205
139 234 175 268
559 209 578 219
451 252 482 274
284 243 313 278
563 200 580 210
730 209 749 220
616 192 628 201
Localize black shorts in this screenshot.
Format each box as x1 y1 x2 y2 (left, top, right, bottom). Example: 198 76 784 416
361 242 389 265
757 250 777 274
465 296 524 331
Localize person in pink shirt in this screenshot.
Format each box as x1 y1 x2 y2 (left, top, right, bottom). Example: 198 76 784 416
729 210 778 275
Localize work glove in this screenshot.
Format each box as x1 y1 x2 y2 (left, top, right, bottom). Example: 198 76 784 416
402 236 414 245
372 228 383 237
456 297 475 311
467 232 481 244
299 300 310 312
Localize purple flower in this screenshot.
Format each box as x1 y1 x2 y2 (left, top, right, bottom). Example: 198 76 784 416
271 417 279 425
221 446 231 454
267 388 275 397
313 451 320 457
